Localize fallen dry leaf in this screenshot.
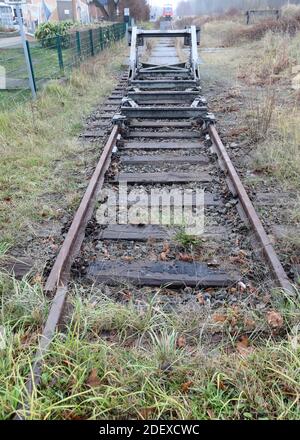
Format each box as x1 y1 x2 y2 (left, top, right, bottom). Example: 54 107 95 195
267 311 284 329
238 335 249 347
122 256 134 262
236 336 255 357
160 242 171 260
162 241 170 254
213 313 227 323
229 256 246 265
139 407 156 420
181 380 193 393
217 380 226 391
177 336 186 348
62 411 85 420
86 368 101 388
160 252 168 261
122 290 132 301
179 253 194 262
196 293 205 305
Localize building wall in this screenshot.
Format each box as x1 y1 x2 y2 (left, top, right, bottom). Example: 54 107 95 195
23 0 99 35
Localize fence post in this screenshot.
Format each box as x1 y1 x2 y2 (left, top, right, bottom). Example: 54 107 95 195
76 31 81 60
89 29 94 56
99 28 103 50
15 3 36 99
25 41 37 93
56 35 64 73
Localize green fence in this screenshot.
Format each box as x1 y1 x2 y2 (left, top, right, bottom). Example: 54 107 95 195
0 23 126 110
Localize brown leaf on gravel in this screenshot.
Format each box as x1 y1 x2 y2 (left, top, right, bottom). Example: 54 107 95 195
178 253 194 262
196 293 205 305
122 290 132 301
229 256 246 265
226 127 248 138
122 256 134 262
86 368 101 388
213 313 227 323
62 411 85 420
177 336 186 348
139 407 156 420
217 380 226 391
160 251 168 261
160 242 171 261
236 336 254 357
162 241 170 254
267 311 284 329
181 380 193 393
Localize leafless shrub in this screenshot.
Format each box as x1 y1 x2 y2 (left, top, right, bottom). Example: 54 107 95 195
223 15 300 46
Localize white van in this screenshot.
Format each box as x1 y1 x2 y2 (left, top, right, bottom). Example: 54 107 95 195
0 2 15 28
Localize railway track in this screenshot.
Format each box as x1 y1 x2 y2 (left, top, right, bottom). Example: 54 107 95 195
16 26 294 418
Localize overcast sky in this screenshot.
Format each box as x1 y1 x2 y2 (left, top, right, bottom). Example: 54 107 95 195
148 0 180 8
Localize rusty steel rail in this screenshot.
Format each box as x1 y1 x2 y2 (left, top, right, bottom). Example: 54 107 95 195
14 125 119 419
208 124 293 294
45 125 119 292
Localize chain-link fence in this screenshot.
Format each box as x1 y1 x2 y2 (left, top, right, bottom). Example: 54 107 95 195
0 23 126 110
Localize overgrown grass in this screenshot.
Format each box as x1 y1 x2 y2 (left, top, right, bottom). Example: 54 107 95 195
0 41 127 247
0 277 299 420
239 31 300 188
175 228 203 248
252 107 300 188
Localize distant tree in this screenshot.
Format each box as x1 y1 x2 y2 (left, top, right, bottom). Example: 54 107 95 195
119 0 150 21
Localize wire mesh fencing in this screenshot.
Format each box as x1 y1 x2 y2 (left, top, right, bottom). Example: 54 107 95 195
0 23 126 110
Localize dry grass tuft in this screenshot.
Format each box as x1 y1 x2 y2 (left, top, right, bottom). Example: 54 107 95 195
252 107 300 188
247 89 276 143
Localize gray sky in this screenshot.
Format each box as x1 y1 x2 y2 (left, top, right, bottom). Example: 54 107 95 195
148 0 180 8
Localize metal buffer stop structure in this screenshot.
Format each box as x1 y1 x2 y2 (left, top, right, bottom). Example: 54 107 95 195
118 26 214 122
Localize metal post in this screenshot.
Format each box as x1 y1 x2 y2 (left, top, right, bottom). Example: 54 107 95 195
56 35 64 72
99 27 103 50
15 3 36 99
89 29 94 56
76 31 81 59
25 40 37 93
